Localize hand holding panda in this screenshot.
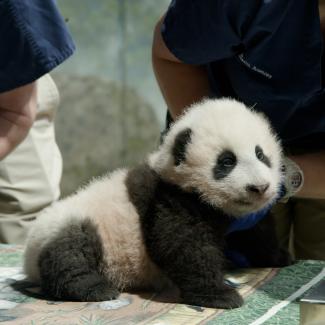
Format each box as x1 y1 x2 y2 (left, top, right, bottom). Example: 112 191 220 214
24 98 292 309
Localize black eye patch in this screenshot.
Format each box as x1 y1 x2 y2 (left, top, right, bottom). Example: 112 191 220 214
255 145 271 168
172 128 192 166
213 150 237 180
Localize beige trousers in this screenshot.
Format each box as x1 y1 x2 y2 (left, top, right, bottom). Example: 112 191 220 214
0 74 62 244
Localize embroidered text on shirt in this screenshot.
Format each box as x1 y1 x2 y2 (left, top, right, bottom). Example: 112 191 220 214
238 54 273 79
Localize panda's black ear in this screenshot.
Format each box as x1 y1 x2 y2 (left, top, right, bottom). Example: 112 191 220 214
172 128 192 166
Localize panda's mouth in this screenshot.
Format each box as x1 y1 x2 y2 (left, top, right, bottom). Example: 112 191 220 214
234 199 253 206
233 194 274 208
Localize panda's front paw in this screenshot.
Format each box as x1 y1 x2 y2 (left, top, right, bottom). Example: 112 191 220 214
182 287 243 309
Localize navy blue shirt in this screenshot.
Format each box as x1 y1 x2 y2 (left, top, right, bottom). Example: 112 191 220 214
162 0 325 150
0 0 75 93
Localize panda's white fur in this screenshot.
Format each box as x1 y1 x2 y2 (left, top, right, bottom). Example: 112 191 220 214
149 98 282 216
24 98 283 304
24 169 164 289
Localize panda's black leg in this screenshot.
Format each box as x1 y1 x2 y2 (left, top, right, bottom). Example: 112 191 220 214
146 224 243 308
161 244 244 309
140 181 244 309
43 270 120 302
226 213 293 267
39 218 120 301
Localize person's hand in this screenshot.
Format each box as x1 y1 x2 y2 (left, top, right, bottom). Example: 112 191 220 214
0 82 37 159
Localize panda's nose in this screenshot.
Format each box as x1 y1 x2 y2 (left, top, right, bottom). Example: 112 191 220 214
246 183 270 195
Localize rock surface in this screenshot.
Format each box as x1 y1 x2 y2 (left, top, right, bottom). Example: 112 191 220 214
53 73 160 196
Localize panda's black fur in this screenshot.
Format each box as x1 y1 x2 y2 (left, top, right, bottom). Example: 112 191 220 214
24 98 292 309
132 168 242 308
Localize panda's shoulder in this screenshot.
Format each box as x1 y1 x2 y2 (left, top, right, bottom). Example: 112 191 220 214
125 163 160 216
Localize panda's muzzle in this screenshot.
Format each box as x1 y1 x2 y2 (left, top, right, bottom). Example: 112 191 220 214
234 183 272 207
246 183 270 195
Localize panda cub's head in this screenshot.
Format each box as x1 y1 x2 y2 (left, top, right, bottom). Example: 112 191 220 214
149 98 283 217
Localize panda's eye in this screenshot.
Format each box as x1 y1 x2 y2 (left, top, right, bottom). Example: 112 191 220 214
218 151 237 168
221 157 236 167
255 146 265 161
255 145 271 168
214 150 237 180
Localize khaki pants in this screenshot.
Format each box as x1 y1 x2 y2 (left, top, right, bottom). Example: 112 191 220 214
0 74 62 244
273 198 325 261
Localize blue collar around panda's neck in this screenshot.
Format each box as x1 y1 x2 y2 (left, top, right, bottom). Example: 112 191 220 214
225 203 272 235
225 186 285 235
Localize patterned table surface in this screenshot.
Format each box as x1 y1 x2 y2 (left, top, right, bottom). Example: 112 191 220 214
0 244 324 325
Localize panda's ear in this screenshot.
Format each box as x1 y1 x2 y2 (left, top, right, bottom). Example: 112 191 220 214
172 128 192 166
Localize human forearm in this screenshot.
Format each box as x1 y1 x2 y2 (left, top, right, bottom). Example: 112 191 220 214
290 151 325 199
152 17 210 119
0 82 37 159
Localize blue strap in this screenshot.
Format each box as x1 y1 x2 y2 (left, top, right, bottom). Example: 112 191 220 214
226 204 271 235
226 184 286 235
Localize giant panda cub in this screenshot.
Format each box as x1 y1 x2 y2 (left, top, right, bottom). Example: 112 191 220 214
24 98 290 309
